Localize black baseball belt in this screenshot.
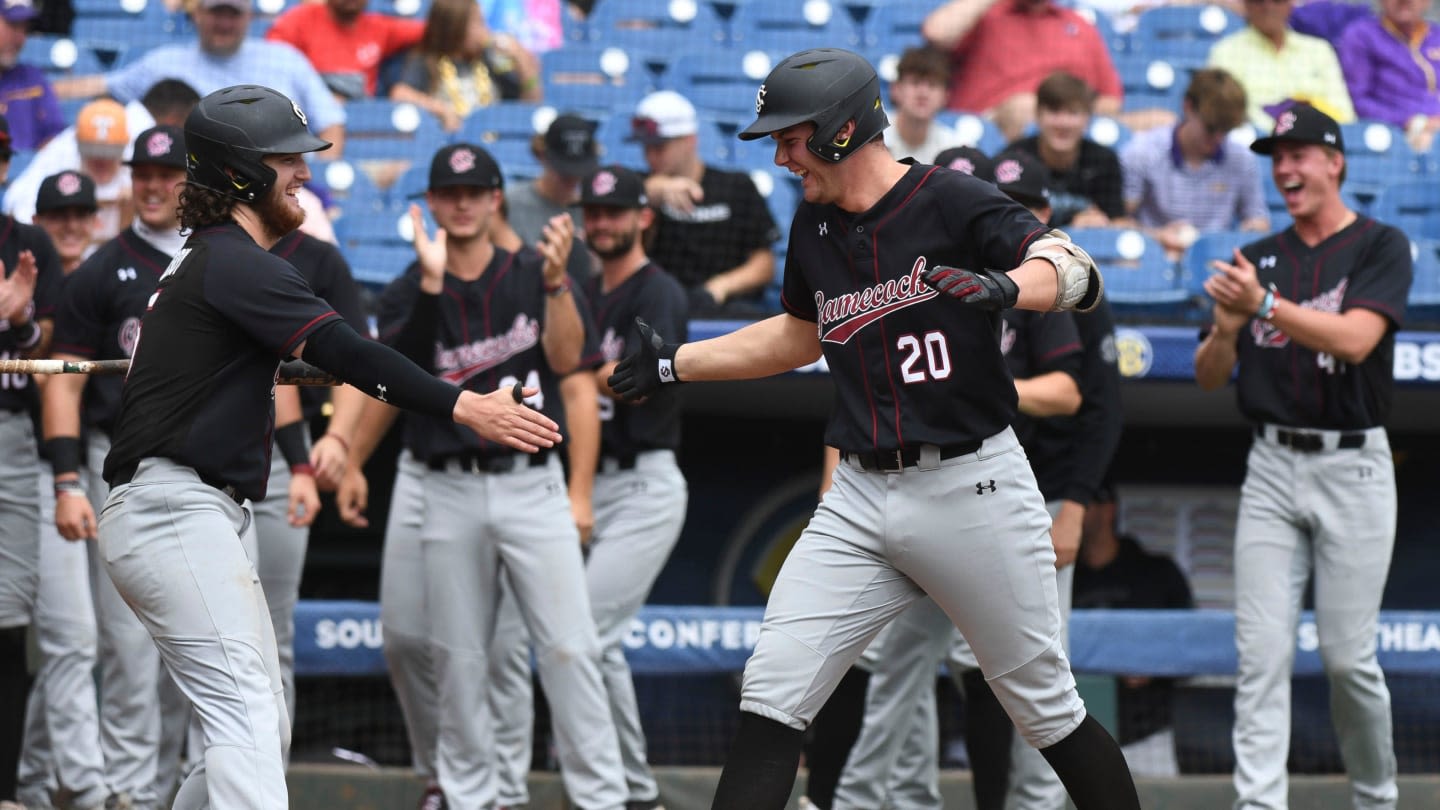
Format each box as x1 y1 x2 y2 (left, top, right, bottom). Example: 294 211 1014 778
1255 424 1368 453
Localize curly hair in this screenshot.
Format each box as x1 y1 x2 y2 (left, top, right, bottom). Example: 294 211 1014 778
177 183 236 232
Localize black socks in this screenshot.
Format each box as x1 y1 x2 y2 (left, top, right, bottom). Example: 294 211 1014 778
0 625 30 801
711 711 806 810
1040 713 1142 810
802 666 870 809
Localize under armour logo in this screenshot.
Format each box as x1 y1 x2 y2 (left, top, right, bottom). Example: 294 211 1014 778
818 222 828 236
976 480 996 494
376 383 388 402
1259 256 1277 269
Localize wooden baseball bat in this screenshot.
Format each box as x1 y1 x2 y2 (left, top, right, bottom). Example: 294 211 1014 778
0 358 341 386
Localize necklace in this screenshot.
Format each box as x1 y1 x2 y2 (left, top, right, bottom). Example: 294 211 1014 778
437 55 495 118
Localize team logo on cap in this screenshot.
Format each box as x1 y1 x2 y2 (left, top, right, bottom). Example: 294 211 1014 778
291 101 307 127
449 147 476 174
591 170 617 197
947 157 976 175
1275 110 1296 135
755 85 767 114
994 159 1022 185
146 131 173 157
57 173 81 195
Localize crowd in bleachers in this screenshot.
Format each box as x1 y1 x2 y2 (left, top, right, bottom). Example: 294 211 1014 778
3 0 1439 324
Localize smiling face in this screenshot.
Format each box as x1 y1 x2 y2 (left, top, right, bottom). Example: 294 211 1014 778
130 163 187 231
1244 0 1294 40
426 185 500 243
583 204 649 261
195 4 251 56
1036 103 1089 155
890 74 948 122
1269 142 1344 220
771 122 842 204
34 207 97 270
256 153 310 239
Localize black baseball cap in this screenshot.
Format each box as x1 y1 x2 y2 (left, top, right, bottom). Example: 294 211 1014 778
426 143 503 192
543 113 599 177
125 125 187 169
1249 102 1344 155
992 150 1051 209
35 171 98 214
934 145 992 181
579 164 647 208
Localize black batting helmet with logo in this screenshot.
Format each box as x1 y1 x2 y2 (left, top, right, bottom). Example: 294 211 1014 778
184 85 331 202
738 48 889 163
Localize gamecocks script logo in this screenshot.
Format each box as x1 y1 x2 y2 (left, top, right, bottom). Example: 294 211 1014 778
1250 278 1347 349
816 257 940 345
436 314 541 386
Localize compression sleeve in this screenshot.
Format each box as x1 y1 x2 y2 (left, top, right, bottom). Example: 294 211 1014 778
303 320 461 420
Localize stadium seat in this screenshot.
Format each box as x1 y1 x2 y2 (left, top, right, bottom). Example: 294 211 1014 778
1087 115 1133 152
1073 5 1126 56
730 0 864 51
860 0 932 51
747 167 799 245
312 160 387 217
1371 181 1440 241
344 243 418 288
541 45 650 117
1113 52 1186 113
20 35 108 79
936 112 1007 155
1069 227 1188 314
339 99 445 162
336 208 415 250
594 114 646 171
1133 4 1244 45
665 48 787 121
460 102 554 150
1341 120 1425 205
387 163 431 210
584 0 727 50
1182 229 1257 302
1408 238 1440 323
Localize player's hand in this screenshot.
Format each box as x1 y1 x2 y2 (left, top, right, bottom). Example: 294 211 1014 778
55 491 97 541
409 203 447 291
921 265 1019 310
0 250 38 323
1050 500 1084 570
649 176 703 214
571 495 594 547
537 213 575 287
337 465 370 528
454 385 562 452
287 470 321 528
606 317 681 402
1204 248 1265 315
310 434 349 492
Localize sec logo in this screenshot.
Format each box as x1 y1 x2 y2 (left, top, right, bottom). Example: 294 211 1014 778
1113 328 1153 378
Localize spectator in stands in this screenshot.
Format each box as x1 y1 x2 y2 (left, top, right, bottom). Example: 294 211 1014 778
1072 482 1194 777
31 170 98 272
629 90 779 318
1007 71 1126 228
1120 68 1268 257
882 46 966 164
71 99 128 249
52 0 346 156
266 0 425 100
1335 0 1440 152
0 0 64 150
922 0 1123 142
1207 0 1355 130
495 111 599 282
389 0 541 133
4 80 195 233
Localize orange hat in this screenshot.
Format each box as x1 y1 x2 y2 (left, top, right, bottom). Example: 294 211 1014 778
76 99 129 161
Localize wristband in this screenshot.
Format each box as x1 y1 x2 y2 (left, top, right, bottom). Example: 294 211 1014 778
1256 283 1278 321
54 478 86 498
321 433 351 454
290 463 316 477
45 437 83 477
545 277 572 297
275 422 310 467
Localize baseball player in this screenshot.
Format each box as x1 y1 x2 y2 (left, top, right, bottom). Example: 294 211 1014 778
20 170 108 810
374 140 628 810
1195 102 1411 810
0 110 65 810
607 48 1139 810
42 125 209 810
95 84 561 810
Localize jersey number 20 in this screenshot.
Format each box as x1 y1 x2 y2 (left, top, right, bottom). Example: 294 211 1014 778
897 331 952 383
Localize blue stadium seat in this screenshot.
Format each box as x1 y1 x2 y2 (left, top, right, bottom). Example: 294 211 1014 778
20 36 108 78
584 0 727 49
1182 229 1257 301
730 0 864 51
387 163 431 211
1408 238 1440 323
345 243 418 288
1130 35 1214 71
1371 181 1440 241
1070 227 1188 314
860 0 932 51
746 167 799 246
336 208 415 250
665 48 787 121
1072 5 1126 56
541 45 650 117
340 99 445 162
1133 4 1244 45
1113 52 1186 113
595 114 646 171
1087 115 1133 152
1341 120 1425 205
312 160 386 217
459 102 552 150
936 112 1007 155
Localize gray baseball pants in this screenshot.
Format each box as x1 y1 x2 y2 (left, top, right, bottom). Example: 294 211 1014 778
0 410 39 630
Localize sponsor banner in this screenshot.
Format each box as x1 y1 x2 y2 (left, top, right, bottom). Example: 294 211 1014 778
295 603 1440 677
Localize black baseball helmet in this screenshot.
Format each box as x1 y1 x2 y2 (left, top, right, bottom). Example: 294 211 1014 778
184 85 331 203
738 48 889 163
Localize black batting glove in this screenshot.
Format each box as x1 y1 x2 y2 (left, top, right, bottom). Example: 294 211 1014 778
922 265 1019 310
607 317 681 402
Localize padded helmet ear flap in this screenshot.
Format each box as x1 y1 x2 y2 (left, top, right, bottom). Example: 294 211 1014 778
738 48 889 163
184 85 331 202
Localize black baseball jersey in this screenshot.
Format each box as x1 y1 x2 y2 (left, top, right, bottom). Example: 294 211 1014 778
1026 299 1124 505
1231 216 1411 429
781 164 1050 452
52 228 171 433
649 167 780 292
583 260 689 455
1009 136 1126 227
376 247 599 462
1000 309 1082 453
270 231 370 419
103 223 342 501
0 214 63 413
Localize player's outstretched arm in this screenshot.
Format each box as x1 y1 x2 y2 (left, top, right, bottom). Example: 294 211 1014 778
42 358 96 541
608 313 820 401
297 320 561 452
